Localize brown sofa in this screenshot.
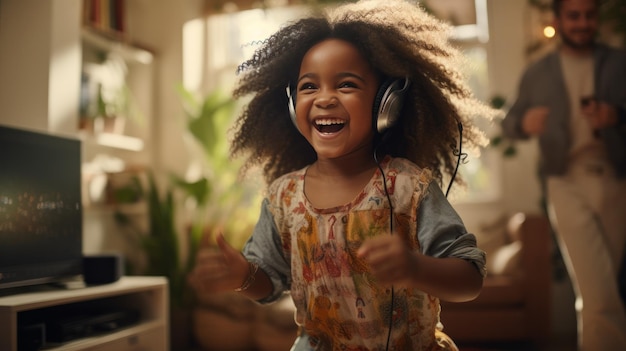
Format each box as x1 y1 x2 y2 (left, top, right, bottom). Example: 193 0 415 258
439 212 553 347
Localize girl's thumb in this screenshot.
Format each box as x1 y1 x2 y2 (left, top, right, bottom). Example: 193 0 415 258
215 233 238 259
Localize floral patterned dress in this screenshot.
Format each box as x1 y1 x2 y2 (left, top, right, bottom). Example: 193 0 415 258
242 156 485 351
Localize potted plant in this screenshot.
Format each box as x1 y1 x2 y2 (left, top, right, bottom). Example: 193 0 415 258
175 85 275 350
175 85 261 249
113 85 262 350
79 54 144 135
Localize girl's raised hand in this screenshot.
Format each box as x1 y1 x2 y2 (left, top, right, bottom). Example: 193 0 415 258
188 233 250 294
357 234 418 287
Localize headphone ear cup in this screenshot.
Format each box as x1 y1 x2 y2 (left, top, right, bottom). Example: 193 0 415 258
373 77 410 134
286 85 298 130
372 79 394 133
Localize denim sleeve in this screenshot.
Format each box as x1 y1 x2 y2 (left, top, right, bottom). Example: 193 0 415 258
242 198 292 303
417 182 487 277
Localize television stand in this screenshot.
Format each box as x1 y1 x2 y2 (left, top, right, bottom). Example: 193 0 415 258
0 279 88 299
46 278 88 290
0 276 168 351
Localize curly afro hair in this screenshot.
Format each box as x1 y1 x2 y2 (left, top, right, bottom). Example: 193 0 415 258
230 0 494 187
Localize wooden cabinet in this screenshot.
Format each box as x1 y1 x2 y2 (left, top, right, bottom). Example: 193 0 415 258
0 276 168 351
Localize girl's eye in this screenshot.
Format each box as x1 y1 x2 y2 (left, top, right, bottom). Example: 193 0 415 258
298 83 316 91
339 81 357 89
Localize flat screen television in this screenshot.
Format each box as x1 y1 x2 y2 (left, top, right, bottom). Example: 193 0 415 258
0 125 83 290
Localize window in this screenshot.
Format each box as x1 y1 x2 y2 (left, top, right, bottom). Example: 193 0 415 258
184 6 308 92
423 0 501 203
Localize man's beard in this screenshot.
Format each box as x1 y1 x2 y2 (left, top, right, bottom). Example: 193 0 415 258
560 30 596 51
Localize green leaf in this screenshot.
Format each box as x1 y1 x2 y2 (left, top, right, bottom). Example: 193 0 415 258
176 84 201 119
503 145 517 157
490 95 506 109
112 210 132 227
188 93 235 159
490 135 503 146
169 174 211 207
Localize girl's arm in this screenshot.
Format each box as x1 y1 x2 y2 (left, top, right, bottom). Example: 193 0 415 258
188 199 290 303
357 235 483 302
187 233 275 300
358 180 485 302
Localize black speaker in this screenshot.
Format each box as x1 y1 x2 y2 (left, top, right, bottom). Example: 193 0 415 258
286 77 410 134
83 254 124 285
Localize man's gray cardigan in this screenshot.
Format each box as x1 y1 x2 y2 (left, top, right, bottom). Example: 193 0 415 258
502 44 626 178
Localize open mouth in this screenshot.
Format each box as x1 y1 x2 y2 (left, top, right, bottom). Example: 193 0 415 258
314 118 345 133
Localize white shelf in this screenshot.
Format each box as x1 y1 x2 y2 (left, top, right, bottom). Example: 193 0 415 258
81 29 153 65
0 276 168 351
44 321 166 351
80 131 144 152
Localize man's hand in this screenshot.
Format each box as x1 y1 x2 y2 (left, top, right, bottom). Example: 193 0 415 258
522 106 549 135
581 99 619 130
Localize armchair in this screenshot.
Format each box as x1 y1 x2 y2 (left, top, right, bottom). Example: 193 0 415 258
439 212 553 346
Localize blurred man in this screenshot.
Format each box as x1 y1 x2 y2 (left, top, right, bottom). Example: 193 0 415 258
502 0 626 349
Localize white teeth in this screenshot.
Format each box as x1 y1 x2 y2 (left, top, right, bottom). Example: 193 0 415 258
315 119 345 126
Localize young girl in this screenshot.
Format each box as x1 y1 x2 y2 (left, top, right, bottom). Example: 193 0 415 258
189 0 493 350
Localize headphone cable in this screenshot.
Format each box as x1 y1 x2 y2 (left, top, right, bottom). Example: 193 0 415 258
373 147 395 351
445 120 464 197
376 120 463 350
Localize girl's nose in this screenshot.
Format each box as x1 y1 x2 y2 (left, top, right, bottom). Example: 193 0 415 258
314 91 338 108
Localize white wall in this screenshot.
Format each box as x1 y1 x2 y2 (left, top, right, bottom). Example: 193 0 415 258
0 0 81 137
123 0 201 176
487 0 544 217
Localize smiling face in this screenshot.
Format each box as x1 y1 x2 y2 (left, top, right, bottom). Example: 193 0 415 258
294 38 380 161
554 0 598 53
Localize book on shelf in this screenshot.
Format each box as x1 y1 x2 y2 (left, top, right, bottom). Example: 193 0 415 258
82 0 126 39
